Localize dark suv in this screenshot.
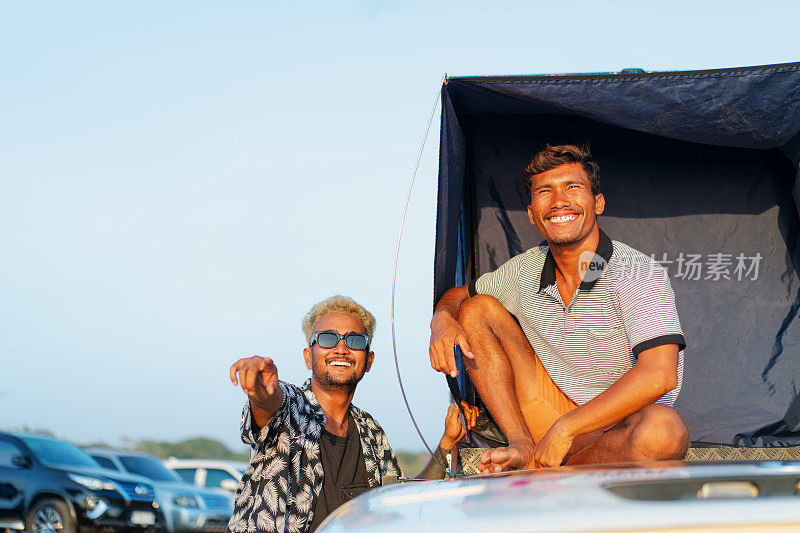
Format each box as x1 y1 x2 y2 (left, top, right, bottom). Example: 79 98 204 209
0 432 164 533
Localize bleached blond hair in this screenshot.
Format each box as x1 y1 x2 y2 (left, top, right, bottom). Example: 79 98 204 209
301 295 376 346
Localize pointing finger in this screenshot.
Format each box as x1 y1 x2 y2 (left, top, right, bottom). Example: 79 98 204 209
230 360 243 385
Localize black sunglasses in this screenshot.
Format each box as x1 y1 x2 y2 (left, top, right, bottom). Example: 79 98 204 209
311 331 370 351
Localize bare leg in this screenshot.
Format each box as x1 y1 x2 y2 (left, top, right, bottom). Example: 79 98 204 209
458 295 570 471
565 404 689 465
457 295 689 470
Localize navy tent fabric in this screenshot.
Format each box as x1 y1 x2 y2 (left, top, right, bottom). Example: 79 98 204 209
434 63 800 446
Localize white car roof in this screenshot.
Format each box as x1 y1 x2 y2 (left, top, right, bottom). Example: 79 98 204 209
164 458 248 470
318 461 800 533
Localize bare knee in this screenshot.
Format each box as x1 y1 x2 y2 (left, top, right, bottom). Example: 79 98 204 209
628 404 689 461
458 294 508 328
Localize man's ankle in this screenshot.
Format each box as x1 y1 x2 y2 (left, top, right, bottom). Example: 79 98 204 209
505 434 534 448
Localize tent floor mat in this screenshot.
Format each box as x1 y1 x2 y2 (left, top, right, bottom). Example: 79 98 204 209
454 444 800 476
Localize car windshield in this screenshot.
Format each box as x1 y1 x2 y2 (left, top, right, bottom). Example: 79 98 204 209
120 455 182 482
20 435 100 468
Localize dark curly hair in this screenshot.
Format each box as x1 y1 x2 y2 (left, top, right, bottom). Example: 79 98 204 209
523 144 601 199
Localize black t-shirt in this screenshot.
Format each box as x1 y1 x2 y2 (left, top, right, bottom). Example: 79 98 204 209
309 413 369 531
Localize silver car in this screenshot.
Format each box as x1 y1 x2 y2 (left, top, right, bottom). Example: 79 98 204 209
162 459 247 494
87 449 233 533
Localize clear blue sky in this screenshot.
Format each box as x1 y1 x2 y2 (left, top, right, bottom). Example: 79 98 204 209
2 1 798 452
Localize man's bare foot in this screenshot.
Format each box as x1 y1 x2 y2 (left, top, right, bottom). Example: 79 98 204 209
478 440 536 473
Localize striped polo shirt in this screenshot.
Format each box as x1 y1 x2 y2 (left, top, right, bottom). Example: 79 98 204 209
468 229 685 406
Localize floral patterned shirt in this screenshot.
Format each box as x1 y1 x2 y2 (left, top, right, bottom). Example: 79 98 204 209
226 379 402 533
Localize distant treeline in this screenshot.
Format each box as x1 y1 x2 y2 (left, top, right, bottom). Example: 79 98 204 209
127 437 249 461
395 451 429 476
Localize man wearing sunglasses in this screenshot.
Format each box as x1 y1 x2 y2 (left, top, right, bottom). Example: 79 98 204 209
226 295 469 533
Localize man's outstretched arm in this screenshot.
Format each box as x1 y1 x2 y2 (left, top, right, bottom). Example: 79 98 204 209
534 343 680 467
230 356 284 429
429 285 475 377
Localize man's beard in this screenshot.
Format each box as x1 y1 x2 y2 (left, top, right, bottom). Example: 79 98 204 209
545 222 585 246
547 233 581 246
316 369 363 393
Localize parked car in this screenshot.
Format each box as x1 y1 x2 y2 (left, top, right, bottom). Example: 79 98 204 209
0 431 162 533
86 450 233 533
162 459 247 494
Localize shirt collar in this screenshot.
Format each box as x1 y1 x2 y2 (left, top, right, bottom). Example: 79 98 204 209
301 377 364 423
538 228 614 293
301 378 321 408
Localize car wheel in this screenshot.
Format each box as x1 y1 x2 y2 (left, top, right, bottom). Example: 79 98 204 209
26 499 76 533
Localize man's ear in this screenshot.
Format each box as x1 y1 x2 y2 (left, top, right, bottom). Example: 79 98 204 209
527 203 536 226
303 347 313 370
594 193 605 215
365 351 374 373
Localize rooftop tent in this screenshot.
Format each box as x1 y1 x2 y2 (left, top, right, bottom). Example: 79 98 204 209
434 62 800 446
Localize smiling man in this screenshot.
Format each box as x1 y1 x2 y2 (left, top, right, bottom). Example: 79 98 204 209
226 295 399 533
429 144 689 472
226 295 466 533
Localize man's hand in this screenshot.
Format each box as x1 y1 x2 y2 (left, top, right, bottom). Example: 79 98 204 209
533 419 574 468
229 356 283 428
528 344 682 468
429 285 475 378
429 311 475 378
440 401 479 450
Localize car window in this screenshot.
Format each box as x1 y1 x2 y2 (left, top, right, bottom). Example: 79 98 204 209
0 441 25 468
92 456 119 470
119 455 182 482
173 468 197 484
19 435 99 468
204 468 237 488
